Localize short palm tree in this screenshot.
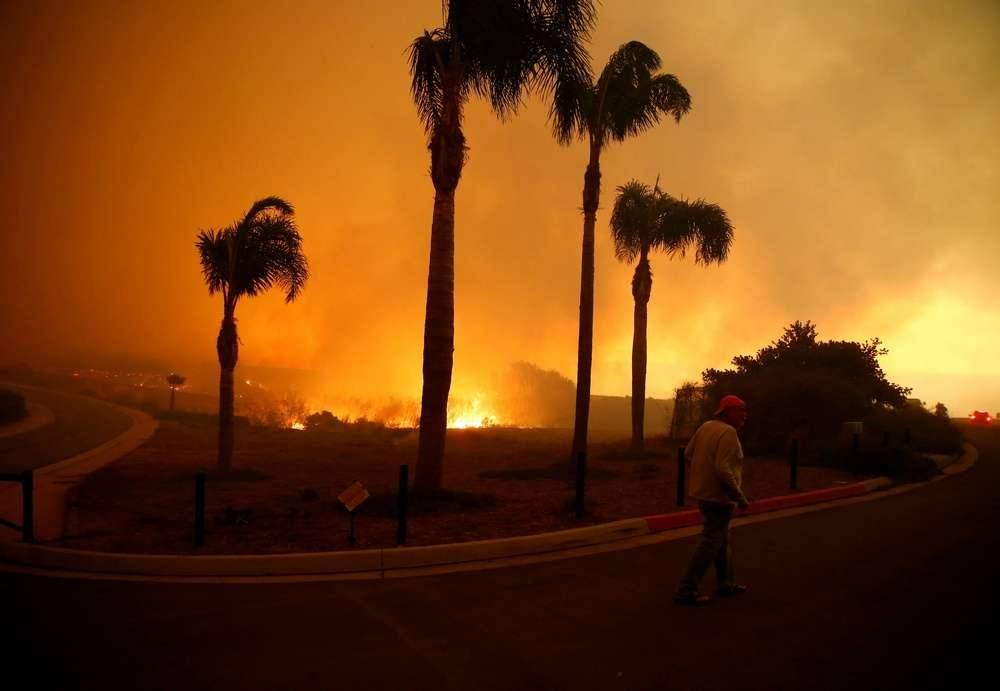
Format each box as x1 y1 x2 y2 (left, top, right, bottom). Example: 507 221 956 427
408 0 595 491
610 179 733 450
165 372 186 411
196 197 308 471
559 41 692 462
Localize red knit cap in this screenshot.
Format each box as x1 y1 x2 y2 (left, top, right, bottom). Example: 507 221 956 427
713 395 747 416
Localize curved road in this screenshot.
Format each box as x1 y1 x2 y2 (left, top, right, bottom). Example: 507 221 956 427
0 385 132 472
5 427 998 691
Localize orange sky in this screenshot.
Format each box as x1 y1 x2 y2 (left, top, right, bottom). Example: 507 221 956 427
1 0 998 415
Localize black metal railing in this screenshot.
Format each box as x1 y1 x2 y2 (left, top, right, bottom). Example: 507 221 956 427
0 470 34 543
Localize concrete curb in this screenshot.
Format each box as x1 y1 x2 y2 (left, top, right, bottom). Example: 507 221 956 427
0 479 897 578
641 477 893 533
0 442 975 579
941 442 977 476
0 390 158 542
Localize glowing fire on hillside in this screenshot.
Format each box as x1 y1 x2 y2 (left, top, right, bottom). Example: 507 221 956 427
447 395 498 429
282 392 505 430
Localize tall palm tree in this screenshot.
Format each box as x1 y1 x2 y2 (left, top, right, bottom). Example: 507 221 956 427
408 0 595 491
196 197 308 471
165 372 186 411
560 41 692 463
610 179 733 450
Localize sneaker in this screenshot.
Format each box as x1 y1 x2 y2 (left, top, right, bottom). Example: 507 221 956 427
717 584 748 597
673 593 713 606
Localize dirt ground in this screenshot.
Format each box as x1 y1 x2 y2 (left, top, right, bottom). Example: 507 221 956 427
54 418 869 554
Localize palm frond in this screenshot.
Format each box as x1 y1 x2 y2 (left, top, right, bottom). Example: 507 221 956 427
611 180 734 266
450 0 534 120
649 73 692 123
231 213 309 303
593 41 692 143
431 0 595 127
408 30 449 133
534 1 596 144
547 71 591 144
196 228 231 296
242 196 294 226
600 41 662 87
656 195 734 265
609 179 654 264
198 198 309 308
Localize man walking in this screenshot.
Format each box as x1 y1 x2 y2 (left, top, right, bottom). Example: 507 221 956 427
674 395 751 606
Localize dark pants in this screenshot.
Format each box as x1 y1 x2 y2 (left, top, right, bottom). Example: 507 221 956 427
676 501 735 596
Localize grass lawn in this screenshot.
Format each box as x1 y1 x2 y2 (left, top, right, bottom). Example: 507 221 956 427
55 416 869 555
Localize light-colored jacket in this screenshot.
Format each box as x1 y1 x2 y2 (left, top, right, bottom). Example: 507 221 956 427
685 419 748 506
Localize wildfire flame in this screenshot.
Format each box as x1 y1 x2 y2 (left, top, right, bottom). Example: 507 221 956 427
284 392 506 430
448 395 498 429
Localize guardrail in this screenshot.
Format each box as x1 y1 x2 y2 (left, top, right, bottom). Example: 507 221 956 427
0 470 34 543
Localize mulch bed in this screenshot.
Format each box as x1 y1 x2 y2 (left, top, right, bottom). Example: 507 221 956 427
54 420 869 555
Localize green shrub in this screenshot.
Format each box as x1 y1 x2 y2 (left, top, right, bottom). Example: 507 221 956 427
0 389 28 424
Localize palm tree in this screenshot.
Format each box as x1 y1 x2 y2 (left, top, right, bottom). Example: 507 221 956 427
610 179 733 450
559 41 692 463
408 0 595 491
165 372 186 411
196 197 308 471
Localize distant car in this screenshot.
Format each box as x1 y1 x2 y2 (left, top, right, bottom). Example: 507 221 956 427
969 410 993 425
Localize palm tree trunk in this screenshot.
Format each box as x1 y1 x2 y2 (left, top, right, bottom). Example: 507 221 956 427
416 187 456 491
169 387 176 411
631 253 652 451
571 145 602 465
416 77 464 493
216 314 239 472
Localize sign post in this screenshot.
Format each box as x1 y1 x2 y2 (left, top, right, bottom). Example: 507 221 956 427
337 481 370 544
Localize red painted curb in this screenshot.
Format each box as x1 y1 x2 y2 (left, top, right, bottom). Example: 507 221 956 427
644 510 701 532
643 481 875 533
746 482 868 514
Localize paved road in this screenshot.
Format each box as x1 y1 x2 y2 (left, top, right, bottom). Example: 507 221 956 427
0 385 132 472
6 427 999 691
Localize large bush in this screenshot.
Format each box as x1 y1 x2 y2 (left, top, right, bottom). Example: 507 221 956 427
0 389 28 424
700 321 910 454
863 405 962 455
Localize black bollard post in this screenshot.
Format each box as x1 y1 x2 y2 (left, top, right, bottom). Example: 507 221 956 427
677 446 686 507
789 438 799 490
575 452 586 519
397 464 409 545
22 469 34 544
348 510 357 544
852 432 861 462
194 471 206 547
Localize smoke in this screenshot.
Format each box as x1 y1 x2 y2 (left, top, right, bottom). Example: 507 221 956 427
494 362 576 428
0 0 997 416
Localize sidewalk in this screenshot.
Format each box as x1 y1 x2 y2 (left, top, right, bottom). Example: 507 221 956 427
0 397 157 542
0 402 54 439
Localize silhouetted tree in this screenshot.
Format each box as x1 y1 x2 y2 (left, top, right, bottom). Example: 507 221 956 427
702 321 910 453
934 402 949 419
196 197 308 471
610 179 733 450
408 0 595 490
556 41 691 462
165 372 186 411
